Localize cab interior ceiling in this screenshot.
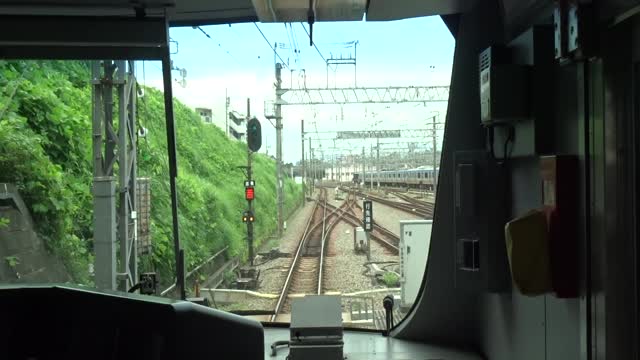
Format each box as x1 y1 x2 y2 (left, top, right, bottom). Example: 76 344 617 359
0 0 477 25
0 0 637 27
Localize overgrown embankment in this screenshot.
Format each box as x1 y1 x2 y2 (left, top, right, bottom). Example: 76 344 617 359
0 60 301 285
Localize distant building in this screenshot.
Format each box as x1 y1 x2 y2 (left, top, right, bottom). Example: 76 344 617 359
228 111 246 142
193 106 247 143
195 107 213 124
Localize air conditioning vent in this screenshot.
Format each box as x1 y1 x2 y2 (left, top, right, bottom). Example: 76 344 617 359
479 48 491 72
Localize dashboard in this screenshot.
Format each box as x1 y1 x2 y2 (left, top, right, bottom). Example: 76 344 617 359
0 285 481 360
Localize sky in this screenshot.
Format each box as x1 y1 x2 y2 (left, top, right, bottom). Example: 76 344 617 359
140 16 455 164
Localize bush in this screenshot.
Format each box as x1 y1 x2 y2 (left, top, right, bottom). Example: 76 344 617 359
382 272 400 287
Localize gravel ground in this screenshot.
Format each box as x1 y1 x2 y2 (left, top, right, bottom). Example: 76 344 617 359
323 221 375 293
367 200 423 236
322 217 407 329
273 196 318 253
217 297 276 313
323 218 401 303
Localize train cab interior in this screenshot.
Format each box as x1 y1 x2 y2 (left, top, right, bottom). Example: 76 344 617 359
1 0 639 359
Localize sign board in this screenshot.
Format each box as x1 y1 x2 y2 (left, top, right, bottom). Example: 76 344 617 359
336 130 402 139
363 200 373 232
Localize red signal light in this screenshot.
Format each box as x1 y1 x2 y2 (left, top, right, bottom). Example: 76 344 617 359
245 187 255 200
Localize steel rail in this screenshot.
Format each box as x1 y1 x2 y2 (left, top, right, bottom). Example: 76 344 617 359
344 191 403 244
270 193 319 322
350 189 432 218
321 201 399 254
317 189 328 295
391 192 434 211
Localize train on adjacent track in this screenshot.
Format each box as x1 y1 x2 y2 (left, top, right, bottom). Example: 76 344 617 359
351 167 439 190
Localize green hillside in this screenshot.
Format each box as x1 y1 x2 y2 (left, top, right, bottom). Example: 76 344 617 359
0 60 302 286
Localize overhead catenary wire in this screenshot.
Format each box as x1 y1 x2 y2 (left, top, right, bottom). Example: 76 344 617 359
254 22 289 68
288 22 302 67
300 22 327 63
284 23 295 65
193 25 241 62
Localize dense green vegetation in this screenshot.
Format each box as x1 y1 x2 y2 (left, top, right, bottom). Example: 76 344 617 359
382 271 400 287
0 60 302 286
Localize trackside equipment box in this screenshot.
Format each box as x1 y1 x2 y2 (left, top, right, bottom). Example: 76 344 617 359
399 220 432 309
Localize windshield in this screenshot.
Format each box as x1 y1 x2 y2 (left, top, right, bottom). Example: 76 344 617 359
0 16 453 330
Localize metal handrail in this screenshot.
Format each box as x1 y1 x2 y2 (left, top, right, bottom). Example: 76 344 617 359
160 246 228 297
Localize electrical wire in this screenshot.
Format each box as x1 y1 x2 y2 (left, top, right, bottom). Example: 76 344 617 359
284 23 295 65
254 23 289 68
193 25 241 62
195 25 211 39
487 124 515 165
288 22 302 67
300 22 327 63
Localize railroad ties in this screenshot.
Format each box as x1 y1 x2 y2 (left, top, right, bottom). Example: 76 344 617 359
272 188 403 322
344 187 434 219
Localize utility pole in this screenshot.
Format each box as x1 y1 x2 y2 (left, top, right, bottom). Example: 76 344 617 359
301 120 306 204
320 150 325 182
362 147 365 189
308 137 313 196
376 137 380 188
225 89 230 137
246 98 254 265
432 113 438 193
275 64 284 237
370 144 373 190
331 139 336 182
311 147 316 188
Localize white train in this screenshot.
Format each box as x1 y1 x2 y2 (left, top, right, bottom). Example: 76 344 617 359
353 167 439 189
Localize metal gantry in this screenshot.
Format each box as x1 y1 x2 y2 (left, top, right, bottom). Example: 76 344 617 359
92 60 138 291
268 61 450 238
336 130 401 139
276 86 449 105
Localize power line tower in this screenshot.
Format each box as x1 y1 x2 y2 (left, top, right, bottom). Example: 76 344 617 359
91 60 137 292
326 40 358 88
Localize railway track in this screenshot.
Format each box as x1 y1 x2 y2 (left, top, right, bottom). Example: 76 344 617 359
272 188 403 321
344 192 400 248
391 192 434 215
322 192 400 255
345 188 433 218
272 188 352 320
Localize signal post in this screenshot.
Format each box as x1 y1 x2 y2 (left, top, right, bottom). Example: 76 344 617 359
244 98 261 265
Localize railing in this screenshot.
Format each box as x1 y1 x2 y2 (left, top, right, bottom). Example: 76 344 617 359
160 246 229 297
346 295 376 322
